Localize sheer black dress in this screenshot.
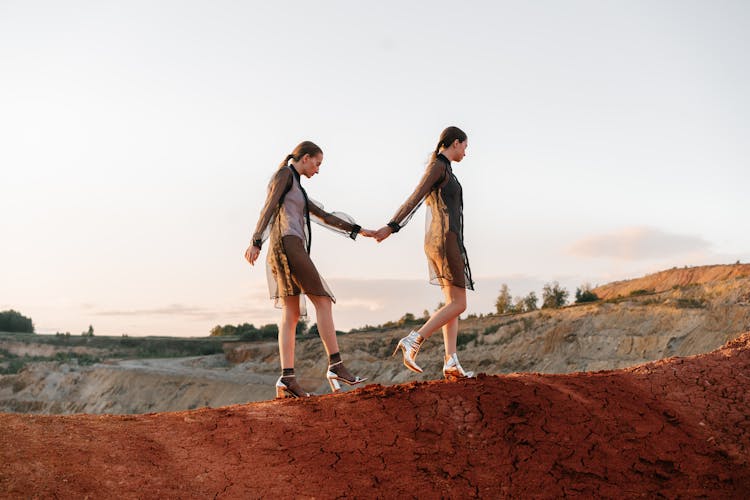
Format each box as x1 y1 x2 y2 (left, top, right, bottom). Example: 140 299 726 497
387 153 474 290
252 165 361 312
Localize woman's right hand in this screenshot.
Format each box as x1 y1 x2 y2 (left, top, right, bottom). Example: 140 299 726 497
374 226 393 243
244 244 260 265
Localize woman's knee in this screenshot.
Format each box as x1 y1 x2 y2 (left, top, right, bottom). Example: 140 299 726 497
453 300 467 315
282 311 300 325
309 294 333 311
282 298 301 322
449 289 467 313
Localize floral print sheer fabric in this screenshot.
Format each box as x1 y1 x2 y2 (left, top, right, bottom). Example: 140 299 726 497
252 165 361 311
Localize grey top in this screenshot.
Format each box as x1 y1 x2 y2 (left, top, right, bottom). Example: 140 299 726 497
252 165 361 251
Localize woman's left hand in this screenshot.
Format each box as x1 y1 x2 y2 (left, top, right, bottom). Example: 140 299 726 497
244 245 260 265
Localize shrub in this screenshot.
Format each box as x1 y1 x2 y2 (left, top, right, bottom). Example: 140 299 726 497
542 282 569 309
523 292 539 311
0 358 26 374
456 331 478 350
495 284 512 314
483 324 501 335
675 298 706 309
397 313 420 327
575 284 599 303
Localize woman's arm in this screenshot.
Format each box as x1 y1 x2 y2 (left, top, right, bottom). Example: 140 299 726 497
245 168 293 265
375 161 446 241
250 168 293 248
308 200 362 240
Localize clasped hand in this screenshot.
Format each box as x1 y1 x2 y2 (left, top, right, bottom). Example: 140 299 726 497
360 226 393 243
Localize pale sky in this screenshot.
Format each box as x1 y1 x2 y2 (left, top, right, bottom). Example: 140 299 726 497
1 1 748 336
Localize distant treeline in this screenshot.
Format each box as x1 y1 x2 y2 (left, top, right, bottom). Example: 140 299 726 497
349 312 425 333
0 310 34 333
210 319 311 340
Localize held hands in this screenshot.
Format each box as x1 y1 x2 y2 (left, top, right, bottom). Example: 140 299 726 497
244 244 260 266
359 227 390 242
370 226 393 243
246 226 394 261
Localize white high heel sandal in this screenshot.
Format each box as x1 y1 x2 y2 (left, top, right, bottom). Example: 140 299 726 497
326 361 367 393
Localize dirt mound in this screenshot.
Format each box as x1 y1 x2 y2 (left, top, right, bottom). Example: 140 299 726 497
2 334 749 497
593 263 750 299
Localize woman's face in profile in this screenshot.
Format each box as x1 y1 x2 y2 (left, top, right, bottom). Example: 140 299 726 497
301 153 323 178
454 140 468 162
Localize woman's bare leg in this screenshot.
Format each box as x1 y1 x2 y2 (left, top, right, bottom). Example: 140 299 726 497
417 285 466 341
280 296 300 369
441 285 461 356
307 294 339 356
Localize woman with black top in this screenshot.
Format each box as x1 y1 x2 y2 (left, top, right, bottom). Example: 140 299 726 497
245 141 370 398
374 126 475 380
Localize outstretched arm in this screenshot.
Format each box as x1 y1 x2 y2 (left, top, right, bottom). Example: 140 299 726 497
375 161 446 242
308 200 362 240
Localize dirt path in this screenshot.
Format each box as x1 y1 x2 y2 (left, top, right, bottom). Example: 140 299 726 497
2 333 749 497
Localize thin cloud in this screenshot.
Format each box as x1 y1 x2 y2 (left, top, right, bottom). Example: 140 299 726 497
568 226 710 261
96 304 209 317
94 304 258 321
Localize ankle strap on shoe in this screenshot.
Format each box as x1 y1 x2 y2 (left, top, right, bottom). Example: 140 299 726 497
328 360 343 367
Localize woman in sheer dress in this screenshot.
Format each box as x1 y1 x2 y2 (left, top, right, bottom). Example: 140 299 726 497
245 141 370 398
374 126 475 380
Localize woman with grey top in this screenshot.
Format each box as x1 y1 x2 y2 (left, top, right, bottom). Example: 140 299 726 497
245 141 370 398
374 126 475 380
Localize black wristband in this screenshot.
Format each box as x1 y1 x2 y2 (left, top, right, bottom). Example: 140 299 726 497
253 239 263 249
349 225 361 240
387 221 401 234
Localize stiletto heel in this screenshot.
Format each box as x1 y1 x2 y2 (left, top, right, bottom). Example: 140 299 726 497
275 375 311 398
393 330 424 373
326 361 367 393
275 379 288 398
327 375 342 393
443 353 474 381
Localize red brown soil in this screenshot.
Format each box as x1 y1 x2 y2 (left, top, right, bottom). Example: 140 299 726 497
592 263 750 300
2 334 750 498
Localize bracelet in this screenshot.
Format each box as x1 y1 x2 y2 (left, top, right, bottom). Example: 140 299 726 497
349 225 361 240
387 221 401 234
252 239 263 249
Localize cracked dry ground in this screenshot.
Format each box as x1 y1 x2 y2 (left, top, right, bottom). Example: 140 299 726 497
2 334 750 498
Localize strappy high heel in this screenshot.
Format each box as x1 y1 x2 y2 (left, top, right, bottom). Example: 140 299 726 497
392 330 425 373
275 375 311 398
443 353 474 381
326 361 367 393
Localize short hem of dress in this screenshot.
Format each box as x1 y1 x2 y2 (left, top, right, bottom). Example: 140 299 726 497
429 277 475 291
271 292 337 308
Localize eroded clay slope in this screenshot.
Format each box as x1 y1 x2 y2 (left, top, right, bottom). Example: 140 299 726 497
1 333 749 497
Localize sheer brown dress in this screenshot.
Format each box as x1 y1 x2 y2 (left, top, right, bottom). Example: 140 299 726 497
387 153 474 290
252 165 361 313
